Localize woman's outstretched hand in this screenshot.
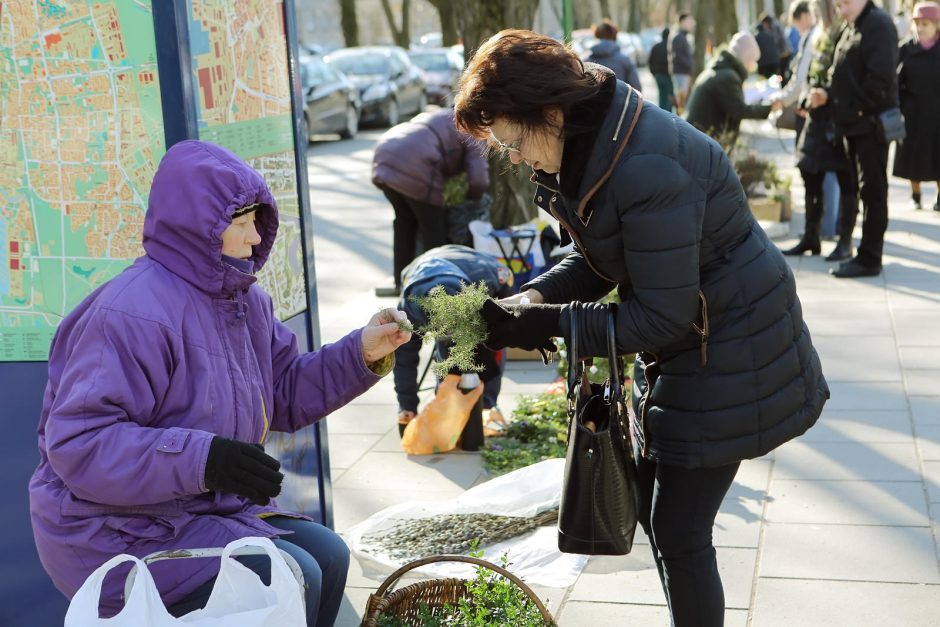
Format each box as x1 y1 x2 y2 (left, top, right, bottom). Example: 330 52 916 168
361 308 412 364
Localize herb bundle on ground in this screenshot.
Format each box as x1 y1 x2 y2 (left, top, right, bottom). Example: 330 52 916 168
362 509 558 561
412 282 490 377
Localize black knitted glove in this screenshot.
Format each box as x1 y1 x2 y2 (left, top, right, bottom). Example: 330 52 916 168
204 437 284 505
480 299 561 353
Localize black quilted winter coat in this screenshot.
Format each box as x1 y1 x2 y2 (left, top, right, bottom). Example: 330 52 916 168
525 74 829 469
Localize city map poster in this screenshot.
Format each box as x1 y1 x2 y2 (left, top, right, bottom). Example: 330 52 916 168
0 0 165 361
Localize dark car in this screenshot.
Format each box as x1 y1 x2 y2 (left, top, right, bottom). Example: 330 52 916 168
408 48 463 107
300 55 360 141
325 46 426 127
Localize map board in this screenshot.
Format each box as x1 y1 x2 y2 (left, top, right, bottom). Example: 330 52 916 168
0 0 308 361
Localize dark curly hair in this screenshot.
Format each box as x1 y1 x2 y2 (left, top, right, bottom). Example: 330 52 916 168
454 29 604 146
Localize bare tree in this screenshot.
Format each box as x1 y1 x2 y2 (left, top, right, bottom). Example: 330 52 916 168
380 0 412 48
427 0 459 46
453 0 541 227
339 0 360 47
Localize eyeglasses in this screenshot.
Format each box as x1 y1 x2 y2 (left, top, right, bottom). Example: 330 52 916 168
490 133 522 154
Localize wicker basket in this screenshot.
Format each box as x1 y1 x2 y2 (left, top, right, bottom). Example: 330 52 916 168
360 554 555 626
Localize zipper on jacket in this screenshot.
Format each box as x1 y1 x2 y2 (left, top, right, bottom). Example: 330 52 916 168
690 290 710 367
639 351 659 459
260 392 269 443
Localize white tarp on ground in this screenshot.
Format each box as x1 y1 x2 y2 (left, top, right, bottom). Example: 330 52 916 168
346 458 588 588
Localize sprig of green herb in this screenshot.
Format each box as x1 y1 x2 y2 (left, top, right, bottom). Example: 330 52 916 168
412 282 490 377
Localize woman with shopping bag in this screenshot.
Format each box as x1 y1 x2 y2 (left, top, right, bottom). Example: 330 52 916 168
456 30 829 627
29 140 412 625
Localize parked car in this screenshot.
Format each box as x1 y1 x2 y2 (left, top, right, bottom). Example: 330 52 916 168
324 46 426 127
299 55 360 140
411 31 443 49
408 48 463 107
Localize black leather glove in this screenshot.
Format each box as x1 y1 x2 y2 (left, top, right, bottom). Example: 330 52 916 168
204 437 284 505
480 299 561 353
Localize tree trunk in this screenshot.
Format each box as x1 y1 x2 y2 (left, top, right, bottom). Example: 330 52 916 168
339 0 359 47
598 0 611 20
693 0 714 76
428 0 459 46
454 0 541 227
380 0 412 48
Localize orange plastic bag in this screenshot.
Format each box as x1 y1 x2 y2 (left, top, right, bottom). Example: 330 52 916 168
401 374 483 455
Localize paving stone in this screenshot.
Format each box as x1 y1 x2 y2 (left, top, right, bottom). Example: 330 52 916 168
569 545 756 610
917 425 940 460
727 459 772 500
557 601 670 625
333 451 484 492
751 578 940 627
714 494 764 548
767 480 929 526
823 381 908 410
924 462 940 503
327 403 398 435
904 369 940 397
800 410 913 443
335 586 373 627
899 347 940 369
894 310 940 346
910 396 940 426
886 288 940 310
327 433 383 471
760 523 940 583
801 302 893 336
812 336 901 382
773 440 921 481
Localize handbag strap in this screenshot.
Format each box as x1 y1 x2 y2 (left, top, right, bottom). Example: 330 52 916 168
605 307 625 405
567 302 582 406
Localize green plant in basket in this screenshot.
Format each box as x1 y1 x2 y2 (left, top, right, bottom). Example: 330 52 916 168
411 282 490 377
375 542 550 626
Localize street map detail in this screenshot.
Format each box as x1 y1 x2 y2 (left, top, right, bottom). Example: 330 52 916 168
0 1 165 361
189 0 306 321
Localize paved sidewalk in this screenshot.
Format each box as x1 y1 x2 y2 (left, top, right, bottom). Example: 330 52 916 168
307 111 940 625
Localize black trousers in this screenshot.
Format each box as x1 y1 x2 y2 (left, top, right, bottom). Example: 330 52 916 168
800 168 858 238
380 185 449 288
845 133 890 266
636 456 741 627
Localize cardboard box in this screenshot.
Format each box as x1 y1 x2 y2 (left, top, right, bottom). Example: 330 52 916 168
506 347 543 361
749 197 782 222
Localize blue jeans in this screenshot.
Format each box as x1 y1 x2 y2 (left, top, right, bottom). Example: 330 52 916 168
167 516 349 627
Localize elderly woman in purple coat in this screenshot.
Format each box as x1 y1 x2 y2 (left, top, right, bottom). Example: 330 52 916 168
28 140 411 625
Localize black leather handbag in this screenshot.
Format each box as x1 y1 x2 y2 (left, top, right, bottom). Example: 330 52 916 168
557 303 639 555
876 107 906 143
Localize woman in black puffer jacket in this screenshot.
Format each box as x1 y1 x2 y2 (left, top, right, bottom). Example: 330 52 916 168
455 30 828 627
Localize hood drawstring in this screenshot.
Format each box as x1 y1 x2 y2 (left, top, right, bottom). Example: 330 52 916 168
235 289 246 319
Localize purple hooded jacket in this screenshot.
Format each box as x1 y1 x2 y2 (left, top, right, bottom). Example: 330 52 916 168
29 140 382 613
372 108 489 207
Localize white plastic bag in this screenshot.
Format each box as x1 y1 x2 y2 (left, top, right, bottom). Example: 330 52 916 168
65 537 306 627
65 554 178 627
348 459 588 587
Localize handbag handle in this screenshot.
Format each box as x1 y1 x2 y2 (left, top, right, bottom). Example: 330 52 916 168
605 307 624 404
567 301 581 400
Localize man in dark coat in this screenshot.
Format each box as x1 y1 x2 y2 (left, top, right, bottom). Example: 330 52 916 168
649 28 673 110
755 15 782 78
686 31 772 143
587 18 642 92
372 107 490 295
808 0 899 277
668 14 695 113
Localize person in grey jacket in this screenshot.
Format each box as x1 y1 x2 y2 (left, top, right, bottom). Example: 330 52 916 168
587 18 641 92
372 107 490 294
455 29 828 627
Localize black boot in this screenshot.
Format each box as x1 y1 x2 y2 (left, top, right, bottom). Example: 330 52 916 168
913 191 922 211
782 225 821 256
826 236 854 262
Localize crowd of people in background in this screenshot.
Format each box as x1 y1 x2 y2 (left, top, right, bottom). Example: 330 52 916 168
655 0 940 279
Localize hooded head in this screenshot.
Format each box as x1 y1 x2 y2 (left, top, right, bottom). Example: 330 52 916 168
729 31 761 72
143 140 278 295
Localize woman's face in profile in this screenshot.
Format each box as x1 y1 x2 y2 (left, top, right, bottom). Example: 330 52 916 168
488 112 565 175
221 210 262 259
